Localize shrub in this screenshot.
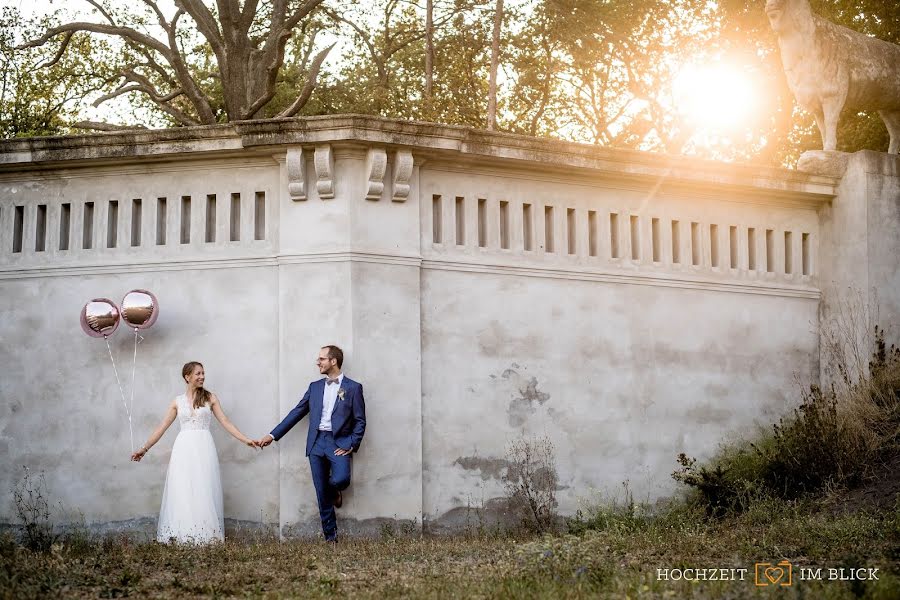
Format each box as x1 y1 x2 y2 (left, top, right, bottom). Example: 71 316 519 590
11 467 56 553
674 326 900 515
503 435 559 534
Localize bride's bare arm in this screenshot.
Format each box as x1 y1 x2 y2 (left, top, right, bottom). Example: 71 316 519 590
131 400 178 461
210 394 256 447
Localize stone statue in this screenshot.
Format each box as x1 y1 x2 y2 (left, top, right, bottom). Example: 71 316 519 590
765 0 900 154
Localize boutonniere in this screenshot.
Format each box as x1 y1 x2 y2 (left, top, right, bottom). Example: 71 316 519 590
337 388 346 401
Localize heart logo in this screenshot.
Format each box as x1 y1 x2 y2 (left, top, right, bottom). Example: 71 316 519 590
765 567 784 584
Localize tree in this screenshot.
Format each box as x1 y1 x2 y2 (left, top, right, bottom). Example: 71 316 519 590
18 0 333 127
0 7 120 137
505 0 714 151
717 0 900 164
486 0 503 130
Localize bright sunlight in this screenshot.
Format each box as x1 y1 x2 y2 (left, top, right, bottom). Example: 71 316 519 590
673 62 760 135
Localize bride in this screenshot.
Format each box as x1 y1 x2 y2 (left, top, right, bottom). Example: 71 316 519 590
131 361 256 543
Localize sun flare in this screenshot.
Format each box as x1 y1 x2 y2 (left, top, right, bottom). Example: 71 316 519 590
673 63 759 132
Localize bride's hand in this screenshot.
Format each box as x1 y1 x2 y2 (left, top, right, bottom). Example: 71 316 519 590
131 448 146 462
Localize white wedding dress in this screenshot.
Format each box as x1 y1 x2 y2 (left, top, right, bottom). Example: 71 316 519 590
156 394 224 544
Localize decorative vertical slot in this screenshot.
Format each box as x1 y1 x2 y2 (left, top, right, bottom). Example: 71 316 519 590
131 199 142 247
35 204 47 252
500 201 510 249
12 206 23 253
748 227 756 270
784 231 793 274
671 220 680 264
651 217 660 262
567 208 576 255
802 233 810 275
107 200 118 248
432 195 442 244
630 215 640 260
180 196 191 244
59 203 71 251
230 193 241 242
544 206 554 253
729 226 738 269
254 192 266 240
156 198 167 245
82 202 94 249
766 229 774 272
588 210 598 257
610 212 619 258
523 203 533 251
478 198 487 247
709 224 719 267
455 197 465 245
205 194 216 243
691 222 700 266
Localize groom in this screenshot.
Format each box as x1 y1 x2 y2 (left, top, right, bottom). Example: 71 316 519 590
257 345 366 542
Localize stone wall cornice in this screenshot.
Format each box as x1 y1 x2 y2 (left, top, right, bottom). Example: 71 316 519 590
0 114 838 200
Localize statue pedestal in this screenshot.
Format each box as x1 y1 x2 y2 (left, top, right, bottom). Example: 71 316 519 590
797 150 850 177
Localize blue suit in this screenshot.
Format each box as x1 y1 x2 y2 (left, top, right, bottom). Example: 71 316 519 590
270 377 366 540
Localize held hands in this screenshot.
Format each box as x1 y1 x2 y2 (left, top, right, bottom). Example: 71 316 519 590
254 434 274 448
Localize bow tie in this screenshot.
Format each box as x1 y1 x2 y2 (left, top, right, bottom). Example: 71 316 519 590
326 378 339 385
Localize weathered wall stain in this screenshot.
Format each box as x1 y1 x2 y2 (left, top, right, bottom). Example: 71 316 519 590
454 455 512 481
502 367 550 427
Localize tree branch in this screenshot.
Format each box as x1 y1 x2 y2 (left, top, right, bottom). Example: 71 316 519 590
164 8 216 123
18 22 173 58
174 0 225 55
140 0 170 31
34 31 74 70
275 43 333 118
92 83 144 106
284 0 327 32
245 0 326 119
240 0 261 33
84 0 118 27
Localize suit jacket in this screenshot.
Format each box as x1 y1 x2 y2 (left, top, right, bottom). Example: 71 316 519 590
270 377 366 456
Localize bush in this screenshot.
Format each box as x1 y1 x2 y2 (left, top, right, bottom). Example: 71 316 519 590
503 435 559 534
11 467 56 553
673 326 900 515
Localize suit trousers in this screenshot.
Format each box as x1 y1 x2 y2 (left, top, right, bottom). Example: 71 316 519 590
308 430 352 541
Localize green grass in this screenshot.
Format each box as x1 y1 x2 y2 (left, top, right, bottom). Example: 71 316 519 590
2 496 899 599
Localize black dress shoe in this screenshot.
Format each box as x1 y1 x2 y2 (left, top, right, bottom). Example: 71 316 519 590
334 490 343 508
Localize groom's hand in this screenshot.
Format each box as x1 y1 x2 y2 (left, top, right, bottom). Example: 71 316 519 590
256 434 274 448
334 447 352 456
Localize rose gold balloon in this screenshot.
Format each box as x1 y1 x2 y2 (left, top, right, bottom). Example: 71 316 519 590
121 289 159 330
80 299 121 338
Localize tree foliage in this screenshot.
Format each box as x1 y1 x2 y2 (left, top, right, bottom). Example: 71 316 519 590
16 0 332 127
0 7 120 138
717 0 900 164
4 0 900 165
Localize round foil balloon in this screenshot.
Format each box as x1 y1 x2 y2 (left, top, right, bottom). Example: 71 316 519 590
80 299 121 338
121 289 159 330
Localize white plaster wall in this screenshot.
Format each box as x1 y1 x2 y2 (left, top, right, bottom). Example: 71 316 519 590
817 151 900 384
0 158 280 269
1 123 867 536
0 266 280 528
420 269 819 526
864 153 900 343
417 163 822 528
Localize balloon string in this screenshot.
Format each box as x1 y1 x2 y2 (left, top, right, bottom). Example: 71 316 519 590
105 337 134 453
129 328 138 453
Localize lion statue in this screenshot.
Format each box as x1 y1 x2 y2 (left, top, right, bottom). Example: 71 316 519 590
765 0 900 153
